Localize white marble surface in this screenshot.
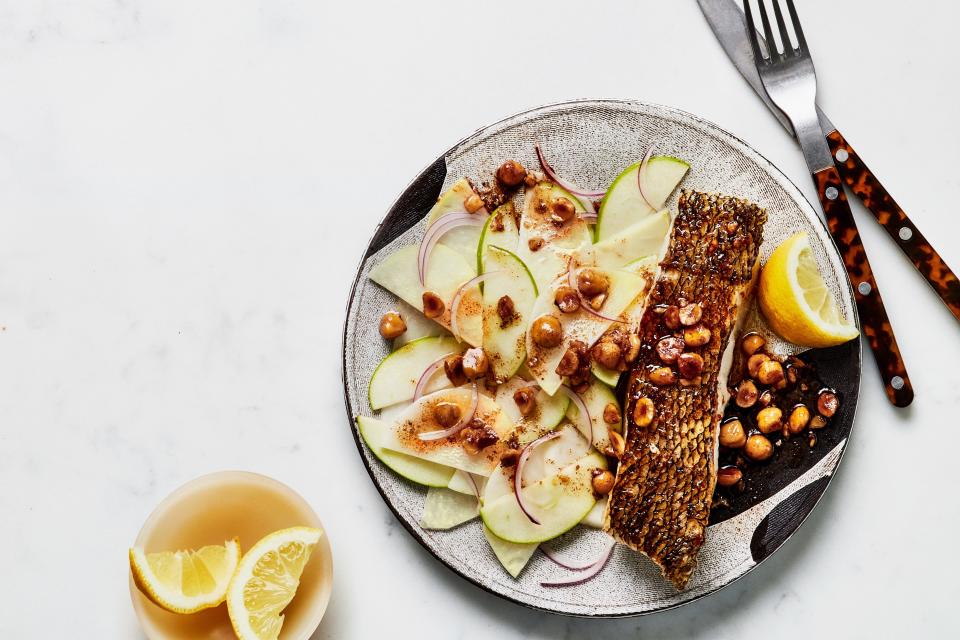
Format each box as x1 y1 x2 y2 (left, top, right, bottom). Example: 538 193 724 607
1 1 958 637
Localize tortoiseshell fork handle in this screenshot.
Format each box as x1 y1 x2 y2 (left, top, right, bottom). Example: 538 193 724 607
814 166 914 407
827 129 960 325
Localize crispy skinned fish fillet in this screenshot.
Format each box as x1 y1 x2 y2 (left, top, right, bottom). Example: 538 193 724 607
604 190 766 590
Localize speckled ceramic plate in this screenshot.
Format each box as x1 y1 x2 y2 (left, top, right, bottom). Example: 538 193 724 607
341 101 861 616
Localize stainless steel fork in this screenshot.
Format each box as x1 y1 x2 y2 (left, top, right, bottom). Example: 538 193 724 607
744 0 913 406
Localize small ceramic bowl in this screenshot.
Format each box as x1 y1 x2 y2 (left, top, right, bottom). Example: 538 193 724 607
130 471 333 639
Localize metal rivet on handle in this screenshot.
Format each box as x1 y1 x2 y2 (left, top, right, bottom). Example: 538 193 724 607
825 186 839 200
857 281 872 295
899 226 913 241
891 376 905 390
835 149 849 162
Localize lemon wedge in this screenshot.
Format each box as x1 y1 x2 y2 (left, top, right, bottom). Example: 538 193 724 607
759 232 859 347
130 538 240 614
227 526 322 640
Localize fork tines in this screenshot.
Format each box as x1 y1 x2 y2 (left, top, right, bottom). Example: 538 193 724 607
743 0 807 62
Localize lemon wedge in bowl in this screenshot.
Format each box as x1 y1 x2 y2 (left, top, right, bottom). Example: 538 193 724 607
227 526 323 640
759 231 859 347
129 538 240 614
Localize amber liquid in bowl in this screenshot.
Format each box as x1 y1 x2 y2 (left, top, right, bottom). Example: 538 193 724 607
130 471 333 640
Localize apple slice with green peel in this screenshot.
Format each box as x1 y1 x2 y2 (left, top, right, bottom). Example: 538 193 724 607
482 246 538 381
368 336 462 410
480 450 606 544
495 377 569 440
587 210 671 270
379 388 513 476
356 416 455 487
425 178 487 266
447 470 486 496
591 362 620 388
369 243 482 346
566 379 620 452
581 497 608 529
595 156 689 241
516 182 593 292
477 202 520 275
526 268 650 395
483 525 538 578
420 487 479 530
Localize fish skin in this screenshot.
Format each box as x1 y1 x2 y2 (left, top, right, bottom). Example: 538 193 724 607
604 190 767 590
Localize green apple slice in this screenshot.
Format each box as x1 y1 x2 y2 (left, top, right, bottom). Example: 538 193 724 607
591 362 621 387
495 377 569 440
526 268 649 395
566 378 620 452
477 202 520 275
420 487 479 530
588 210 671 270
356 416 455 487
482 246 538 381
379 388 513 476
483 525 538 578
425 178 486 266
368 336 461 410
369 243 482 346
581 497 608 529
447 470 486 496
516 182 592 292
480 450 606 544
596 156 689 241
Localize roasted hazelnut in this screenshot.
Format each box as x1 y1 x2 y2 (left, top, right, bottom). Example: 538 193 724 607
649 366 677 386
677 352 704 379
603 402 621 426
607 429 626 458
663 305 681 329
591 470 615 496
513 386 538 417
683 325 712 348
632 397 656 427
740 332 765 356
810 415 828 429
554 286 580 313
717 466 743 487
817 391 839 417
523 172 538 188
757 360 785 386
497 295 517 326
443 354 467 386
422 291 445 318
719 418 747 448
736 380 759 408
555 346 580 376
788 404 811 435
747 353 770 378
551 197 577 224
576 268 610 297
623 334 642 363
592 340 622 370
527 237 544 252
433 401 462 428
758 389 773 407
530 314 563 348
744 434 774 461
500 448 520 467
460 419 499 455
786 364 799 385
496 159 526 187
587 292 608 311
756 406 783 434
462 347 489 380
656 336 685 364
464 193 485 214
378 311 407 340
678 302 703 326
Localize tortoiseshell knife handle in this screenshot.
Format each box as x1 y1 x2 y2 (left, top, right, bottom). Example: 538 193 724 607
827 129 960 325
814 166 914 407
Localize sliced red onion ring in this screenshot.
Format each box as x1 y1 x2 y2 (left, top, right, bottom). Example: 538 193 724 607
579 212 598 224
450 271 501 341
565 259 625 323
515 430 561 525
466 473 480 497
637 147 656 210
540 538 616 587
557 384 592 448
418 383 478 441
413 353 457 401
540 544 604 571
535 144 606 198
418 213 486 286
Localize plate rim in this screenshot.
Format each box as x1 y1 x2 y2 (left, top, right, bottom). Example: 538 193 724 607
340 98 862 617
